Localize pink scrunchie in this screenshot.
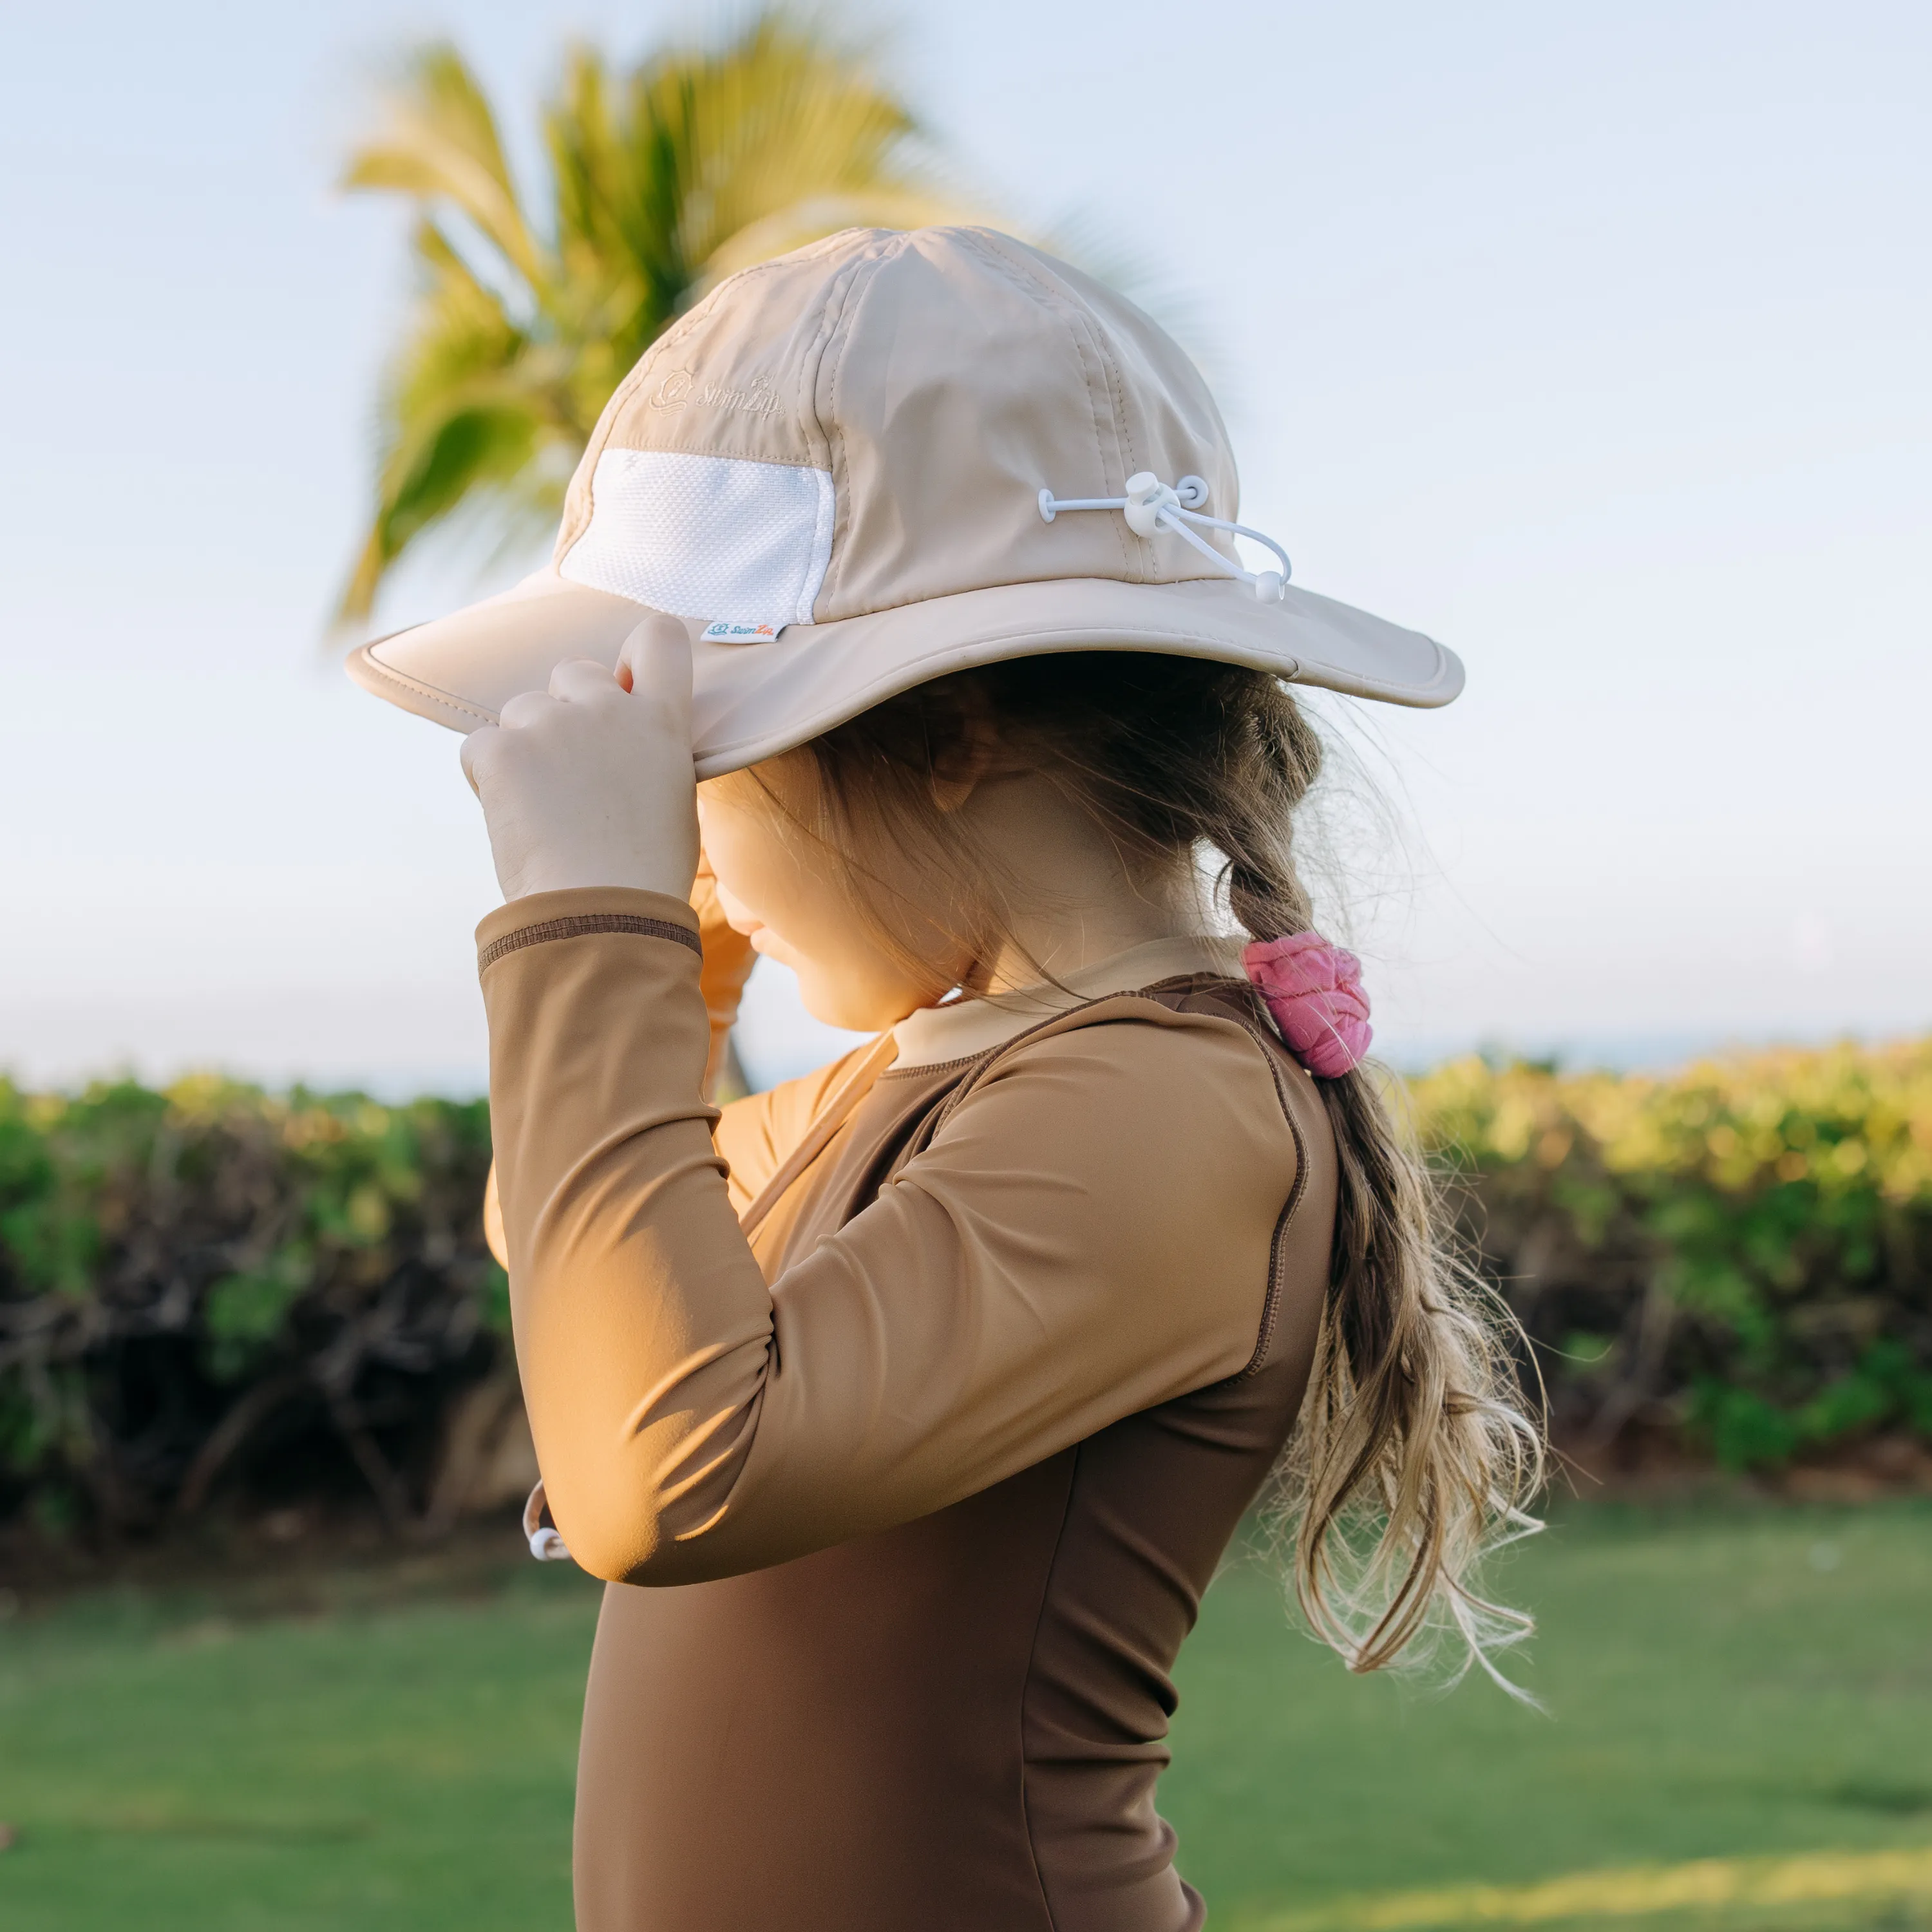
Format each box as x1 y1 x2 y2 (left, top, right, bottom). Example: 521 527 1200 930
1242 932 1373 1078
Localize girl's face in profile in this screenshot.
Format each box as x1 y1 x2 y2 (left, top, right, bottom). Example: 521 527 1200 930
696 759 968 1034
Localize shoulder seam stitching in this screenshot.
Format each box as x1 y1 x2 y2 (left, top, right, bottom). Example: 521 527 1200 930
909 978 1252 1144
1210 991 1311 1382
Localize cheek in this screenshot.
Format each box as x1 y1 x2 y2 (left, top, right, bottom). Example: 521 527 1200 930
745 860 916 1022
696 788 788 927
696 788 848 958
696 787 943 1030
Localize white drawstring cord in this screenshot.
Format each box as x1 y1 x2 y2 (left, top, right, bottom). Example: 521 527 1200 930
523 1483 572 1562
1037 472 1291 601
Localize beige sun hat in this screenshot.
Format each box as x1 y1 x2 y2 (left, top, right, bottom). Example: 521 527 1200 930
348 225 1462 778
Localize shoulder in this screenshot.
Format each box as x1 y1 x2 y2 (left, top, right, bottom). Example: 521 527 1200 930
866 996 1323 1382
913 994 1309 1249
976 990 1299 1134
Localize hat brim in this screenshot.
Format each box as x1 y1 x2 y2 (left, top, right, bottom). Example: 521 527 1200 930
348 567 1463 781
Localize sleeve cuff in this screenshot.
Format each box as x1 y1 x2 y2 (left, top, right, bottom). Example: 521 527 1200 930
476 886 703 974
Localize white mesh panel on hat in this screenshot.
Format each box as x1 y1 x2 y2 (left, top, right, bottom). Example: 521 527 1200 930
559 450 834 627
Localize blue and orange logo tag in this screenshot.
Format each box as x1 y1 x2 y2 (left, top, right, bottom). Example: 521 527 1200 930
701 619 781 642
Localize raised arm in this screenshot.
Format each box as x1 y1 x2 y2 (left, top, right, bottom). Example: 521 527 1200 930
483 887 1305 1586
482 854 763 1265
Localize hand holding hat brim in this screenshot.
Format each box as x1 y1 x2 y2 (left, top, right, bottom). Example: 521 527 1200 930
459 614 700 905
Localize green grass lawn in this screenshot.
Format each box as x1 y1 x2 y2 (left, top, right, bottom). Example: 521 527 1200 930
0 1497 1927 1931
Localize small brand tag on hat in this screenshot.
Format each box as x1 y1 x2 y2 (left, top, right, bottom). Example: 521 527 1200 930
701 619 782 643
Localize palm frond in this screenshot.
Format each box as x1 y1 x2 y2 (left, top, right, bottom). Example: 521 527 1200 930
343 43 545 294
644 14 918 268
335 222 562 623
542 44 682 404
336 10 1003 630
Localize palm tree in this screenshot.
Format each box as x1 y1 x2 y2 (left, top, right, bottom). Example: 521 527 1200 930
336 11 977 625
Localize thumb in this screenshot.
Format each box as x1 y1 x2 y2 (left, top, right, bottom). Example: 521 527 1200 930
617 614 692 723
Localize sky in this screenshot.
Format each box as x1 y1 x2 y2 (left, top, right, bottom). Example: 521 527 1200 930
0 0 1926 1094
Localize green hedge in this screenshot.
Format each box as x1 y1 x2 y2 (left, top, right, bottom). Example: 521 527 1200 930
1415 1039 1932 1470
0 1076 502 1542
2 1040 1928 1542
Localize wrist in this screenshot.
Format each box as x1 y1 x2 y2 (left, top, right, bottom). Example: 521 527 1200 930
506 856 697 903
478 883 705 951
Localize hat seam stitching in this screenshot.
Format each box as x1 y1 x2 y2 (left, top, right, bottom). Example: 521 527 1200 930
972 232 1241 583
355 647 498 726
955 227 1138 581
830 232 922 609
815 239 900 618
785 254 840 482
558 255 806 570
1016 241 1193 581
590 446 826 471
1065 270 1146 577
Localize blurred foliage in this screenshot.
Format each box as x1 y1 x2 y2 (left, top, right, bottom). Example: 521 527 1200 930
337 9 981 621
1415 1039 1932 1470
3 1040 1927 1548
0 1077 501 1542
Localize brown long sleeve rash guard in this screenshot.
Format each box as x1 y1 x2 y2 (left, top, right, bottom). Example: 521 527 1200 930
480 886 1338 1932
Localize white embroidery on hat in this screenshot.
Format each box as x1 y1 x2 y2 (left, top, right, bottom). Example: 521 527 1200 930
648 367 784 419
650 368 694 410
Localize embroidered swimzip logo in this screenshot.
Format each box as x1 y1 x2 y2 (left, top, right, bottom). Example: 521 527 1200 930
650 368 785 419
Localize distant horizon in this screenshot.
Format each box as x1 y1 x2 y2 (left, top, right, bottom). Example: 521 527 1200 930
5 960 1919 1103
3 0 1926 1088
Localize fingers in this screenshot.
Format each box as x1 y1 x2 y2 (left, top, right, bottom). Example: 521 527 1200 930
548 657 621 705
498 689 555 731
618 615 694 727
492 662 622 736
458 620 699 904
458 723 493 797
495 622 690 732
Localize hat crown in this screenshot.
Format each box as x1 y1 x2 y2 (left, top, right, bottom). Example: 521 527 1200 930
553 227 1243 629
350 226 1461 769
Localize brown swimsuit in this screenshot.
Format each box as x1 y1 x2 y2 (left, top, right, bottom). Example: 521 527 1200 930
481 887 1338 1932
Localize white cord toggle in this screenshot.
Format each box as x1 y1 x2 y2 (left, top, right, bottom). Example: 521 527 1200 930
1037 471 1290 601
522 1482 573 1562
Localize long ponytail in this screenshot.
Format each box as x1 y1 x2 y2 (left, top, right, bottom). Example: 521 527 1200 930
788 651 1547 1685
1208 671 1544 1685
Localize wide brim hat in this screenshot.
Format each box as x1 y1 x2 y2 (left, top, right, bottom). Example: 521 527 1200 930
349 227 1462 780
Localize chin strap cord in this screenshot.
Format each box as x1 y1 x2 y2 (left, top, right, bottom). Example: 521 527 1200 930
1037 472 1291 602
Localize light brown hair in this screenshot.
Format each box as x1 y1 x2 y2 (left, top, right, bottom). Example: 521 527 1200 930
770 651 1546 1687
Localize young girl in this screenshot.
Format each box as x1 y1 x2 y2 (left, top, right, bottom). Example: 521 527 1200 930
352 226 1541 1932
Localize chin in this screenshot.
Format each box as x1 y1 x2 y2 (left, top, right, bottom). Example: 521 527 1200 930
795 967 914 1036
791 967 849 1029
799 985 874 1034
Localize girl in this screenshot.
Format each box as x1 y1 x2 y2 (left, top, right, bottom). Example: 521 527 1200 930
352 226 1542 1932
